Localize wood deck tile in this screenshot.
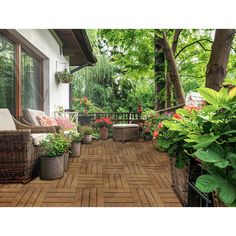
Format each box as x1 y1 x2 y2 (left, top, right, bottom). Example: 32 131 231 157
0 139 181 207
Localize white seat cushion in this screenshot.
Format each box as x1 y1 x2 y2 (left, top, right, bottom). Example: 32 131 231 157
0 109 16 130
31 133 48 146
24 109 46 126
113 124 138 129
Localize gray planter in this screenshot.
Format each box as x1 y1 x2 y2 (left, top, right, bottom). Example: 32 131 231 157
70 142 81 157
40 155 64 180
82 134 92 144
64 152 69 172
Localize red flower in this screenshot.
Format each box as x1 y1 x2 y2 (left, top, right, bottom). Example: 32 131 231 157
173 113 182 120
153 131 159 138
158 122 163 129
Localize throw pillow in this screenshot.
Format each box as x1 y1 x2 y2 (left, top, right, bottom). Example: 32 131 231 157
36 115 58 126
55 117 76 129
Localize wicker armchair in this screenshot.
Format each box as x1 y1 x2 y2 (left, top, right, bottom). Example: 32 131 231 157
0 109 56 183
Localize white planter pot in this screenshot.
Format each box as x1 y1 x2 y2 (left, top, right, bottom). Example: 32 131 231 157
82 134 92 144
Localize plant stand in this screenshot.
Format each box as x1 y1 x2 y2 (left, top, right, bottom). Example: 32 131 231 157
78 115 94 126
40 155 64 180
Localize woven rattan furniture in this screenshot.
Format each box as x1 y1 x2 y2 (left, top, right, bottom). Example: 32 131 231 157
112 124 139 142
0 109 57 183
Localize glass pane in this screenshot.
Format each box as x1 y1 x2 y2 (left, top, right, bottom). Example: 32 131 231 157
21 51 41 110
0 34 16 115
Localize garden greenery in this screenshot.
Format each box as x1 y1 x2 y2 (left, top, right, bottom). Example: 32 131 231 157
155 87 236 206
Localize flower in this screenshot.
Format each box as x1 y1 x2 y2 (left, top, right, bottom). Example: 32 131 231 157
158 122 163 129
95 117 112 128
137 103 143 113
173 113 182 120
153 130 159 138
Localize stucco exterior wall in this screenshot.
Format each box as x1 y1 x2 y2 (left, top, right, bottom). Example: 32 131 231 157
16 29 70 116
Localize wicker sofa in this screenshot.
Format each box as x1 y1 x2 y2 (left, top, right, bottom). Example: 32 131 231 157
0 109 57 183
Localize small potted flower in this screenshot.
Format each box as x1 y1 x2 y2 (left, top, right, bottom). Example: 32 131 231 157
80 125 93 144
69 130 84 156
55 69 74 83
95 117 112 140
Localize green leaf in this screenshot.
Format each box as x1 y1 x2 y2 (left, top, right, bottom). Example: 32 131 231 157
228 170 236 181
229 87 236 100
218 182 236 205
195 175 219 193
226 152 236 169
188 134 220 149
214 160 229 168
194 149 224 163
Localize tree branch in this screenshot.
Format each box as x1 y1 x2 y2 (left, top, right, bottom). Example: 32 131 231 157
175 39 213 58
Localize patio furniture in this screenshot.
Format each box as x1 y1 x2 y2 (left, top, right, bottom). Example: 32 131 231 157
0 109 56 183
112 124 139 142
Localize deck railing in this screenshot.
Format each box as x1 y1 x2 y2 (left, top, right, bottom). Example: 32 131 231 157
54 111 141 124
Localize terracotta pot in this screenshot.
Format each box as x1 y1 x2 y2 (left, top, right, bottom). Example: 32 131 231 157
64 152 69 172
82 134 92 144
99 127 108 140
71 142 81 156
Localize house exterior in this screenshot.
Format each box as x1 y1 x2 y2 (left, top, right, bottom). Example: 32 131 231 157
0 29 96 118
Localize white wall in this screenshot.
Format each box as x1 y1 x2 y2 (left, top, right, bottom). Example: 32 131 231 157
16 29 70 116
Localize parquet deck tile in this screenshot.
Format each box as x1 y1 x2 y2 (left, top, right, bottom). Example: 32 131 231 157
0 139 181 207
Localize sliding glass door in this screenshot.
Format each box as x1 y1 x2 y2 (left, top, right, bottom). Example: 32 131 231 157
21 51 41 110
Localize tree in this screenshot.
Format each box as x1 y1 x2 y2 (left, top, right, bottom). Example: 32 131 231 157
157 31 185 104
154 30 165 110
206 29 235 91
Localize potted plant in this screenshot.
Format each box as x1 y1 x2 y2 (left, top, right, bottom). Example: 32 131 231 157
55 69 74 83
69 130 84 156
94 117 112 140
80 125 93 144
77 96 94 125
40 134 67 180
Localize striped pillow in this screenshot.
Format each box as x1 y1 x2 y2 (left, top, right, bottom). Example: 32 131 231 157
55 117 75 129
36 115 58 126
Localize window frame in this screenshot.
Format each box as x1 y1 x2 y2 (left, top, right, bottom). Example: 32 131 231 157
0 30 47 118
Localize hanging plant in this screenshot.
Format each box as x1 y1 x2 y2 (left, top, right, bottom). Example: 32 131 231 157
55 69 74 83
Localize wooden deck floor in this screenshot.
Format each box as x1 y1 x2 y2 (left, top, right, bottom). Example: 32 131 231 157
0 139 182 207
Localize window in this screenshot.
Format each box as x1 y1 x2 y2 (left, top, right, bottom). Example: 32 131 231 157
21 51 41 110
0 34 16 115
0 30 44 117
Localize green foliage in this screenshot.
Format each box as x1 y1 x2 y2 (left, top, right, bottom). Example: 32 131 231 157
55 69 74 83
156 87 236 206
69 130 84 143
80 125 93 135
40 134 70 157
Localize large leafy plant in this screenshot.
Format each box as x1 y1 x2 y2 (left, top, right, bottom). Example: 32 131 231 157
157 87 236 206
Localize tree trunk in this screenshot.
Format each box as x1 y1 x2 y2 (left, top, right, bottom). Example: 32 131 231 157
154 32 165 110
166 29 182 108
206 29 235 91
161 32 185 105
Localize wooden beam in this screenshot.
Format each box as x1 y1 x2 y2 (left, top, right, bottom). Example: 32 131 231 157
15 43 21 118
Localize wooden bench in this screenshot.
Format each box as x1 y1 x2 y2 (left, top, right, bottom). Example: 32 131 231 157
112 124 139 142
